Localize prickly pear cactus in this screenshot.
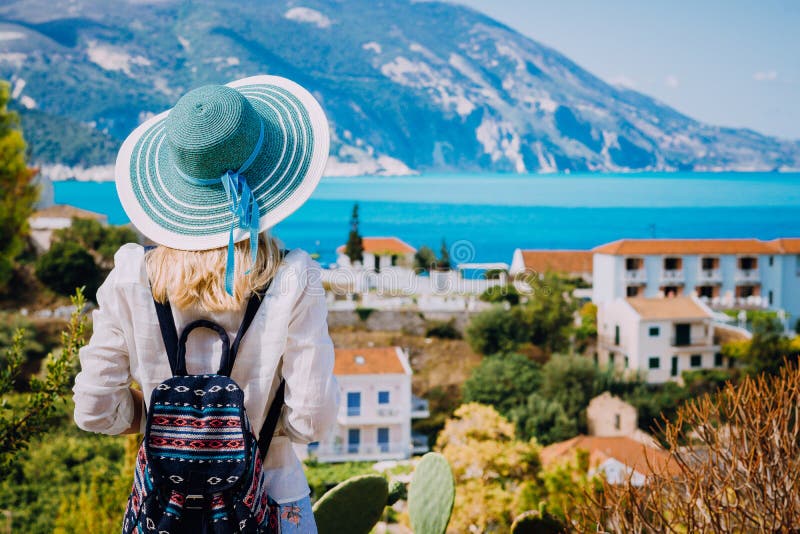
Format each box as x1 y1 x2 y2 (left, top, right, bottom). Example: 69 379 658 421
408 452 455 534
387 479 407 506
510 509 565 534
312 474 388 534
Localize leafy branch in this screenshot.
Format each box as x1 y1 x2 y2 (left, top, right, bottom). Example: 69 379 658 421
0 289 87 474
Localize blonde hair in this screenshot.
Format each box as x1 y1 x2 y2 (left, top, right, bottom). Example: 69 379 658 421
146 233 283 313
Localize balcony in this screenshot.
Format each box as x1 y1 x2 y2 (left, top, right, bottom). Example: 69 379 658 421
660 269 684 284
412 432 430 454
411 395 430 418
623 269 647 283
670 337 719 352
338 405 405 425
735 269 760 283
697 269 722 282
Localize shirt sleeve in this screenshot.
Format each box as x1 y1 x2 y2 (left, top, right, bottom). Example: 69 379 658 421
280 256 339 444
72 267 137 435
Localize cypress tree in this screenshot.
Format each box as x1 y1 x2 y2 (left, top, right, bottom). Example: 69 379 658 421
344 203 364 265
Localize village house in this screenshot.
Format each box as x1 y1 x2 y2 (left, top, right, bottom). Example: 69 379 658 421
509 249 594 283
308 347 430 462
336 237 416 272
591 238 800 320
541 393 673 485
597 296 750 383
28 204 108 253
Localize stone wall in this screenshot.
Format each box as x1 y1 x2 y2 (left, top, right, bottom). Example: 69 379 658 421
327 309 476 335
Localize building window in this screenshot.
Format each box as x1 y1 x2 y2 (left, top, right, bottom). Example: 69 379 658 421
768 290 774 306
377 428 390 453
701 257 718 270
714 352 723 367
378 391 390 405
625 258 642 270
649 326 660 337
664 257 682 270
690 354 702 368
347 392 361 417
796 255 800 276
736 285 759 298
671 356 679 377
624 356 629 369
769 256 774 267
626 286 640 297
609 353 616 366
698 285 716 298
674 324 691 346
348 429 360 453
614 414 621 430
662 285 682 297
649 357 660 369
614 325 620 346
739 256 757 270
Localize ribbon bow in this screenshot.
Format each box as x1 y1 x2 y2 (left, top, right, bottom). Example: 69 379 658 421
175 119 265 296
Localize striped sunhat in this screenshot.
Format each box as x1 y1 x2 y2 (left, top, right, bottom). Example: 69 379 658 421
116 75 329 292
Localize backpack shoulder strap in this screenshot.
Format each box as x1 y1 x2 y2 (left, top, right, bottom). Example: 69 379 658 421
258 379 285 458
146 246 182 376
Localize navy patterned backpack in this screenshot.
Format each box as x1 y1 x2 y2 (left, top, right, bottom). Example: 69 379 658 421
122 282 285 534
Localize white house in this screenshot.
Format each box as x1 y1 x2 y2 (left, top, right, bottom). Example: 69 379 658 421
28 204 108 253
597 296 750 383
336 237 416 272
591 238 800 321
309 347 430 462
509 249 594 283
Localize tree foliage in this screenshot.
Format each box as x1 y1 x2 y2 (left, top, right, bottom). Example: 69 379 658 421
35 241 102 301
344 202 364 265
52 217 138 268
0 79 39 292
414 245 437 273
463 353 541 414
435 403 540 533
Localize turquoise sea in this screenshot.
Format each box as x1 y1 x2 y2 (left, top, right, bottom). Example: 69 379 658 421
54 173 800 266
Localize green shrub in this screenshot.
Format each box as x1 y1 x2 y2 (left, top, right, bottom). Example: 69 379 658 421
425 319 462 339
35 241 101 301
480 284 520 305
355 307 375 322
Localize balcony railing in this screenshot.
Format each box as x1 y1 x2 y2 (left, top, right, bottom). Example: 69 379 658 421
598 335 622 349
735 269 760 282
697 269 722 282
623 269 647 283
660 269 684 283
411 395 430 418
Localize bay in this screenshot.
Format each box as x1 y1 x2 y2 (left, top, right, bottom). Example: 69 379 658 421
53 173 800 266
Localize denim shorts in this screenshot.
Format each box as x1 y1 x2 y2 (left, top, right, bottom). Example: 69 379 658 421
276 495 317 533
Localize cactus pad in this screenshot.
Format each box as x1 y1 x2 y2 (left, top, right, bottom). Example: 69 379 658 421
312 474 389 534
408 452 455 534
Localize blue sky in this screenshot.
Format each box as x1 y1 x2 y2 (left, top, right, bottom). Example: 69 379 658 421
455 0 800 140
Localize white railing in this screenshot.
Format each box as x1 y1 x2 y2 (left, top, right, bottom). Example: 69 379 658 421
697 269 722 282
735 269 760 282
312 442 409 458
623 269 647 283
660 269 684 283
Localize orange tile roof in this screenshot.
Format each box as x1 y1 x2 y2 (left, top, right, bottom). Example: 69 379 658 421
336 237 416 255
769 238 800 253
540 435 680 477
31 204 106 221
519 250 593 274
625 297 711 320
333 347 408 376
593 238 779 255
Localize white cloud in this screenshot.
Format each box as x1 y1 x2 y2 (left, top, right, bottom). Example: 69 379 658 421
0 31 25 41
607 75 637 88
665 75 679 88
284 7 332 28
753 70 778 81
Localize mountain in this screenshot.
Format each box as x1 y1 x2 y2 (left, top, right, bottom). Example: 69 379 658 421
1 0 798 177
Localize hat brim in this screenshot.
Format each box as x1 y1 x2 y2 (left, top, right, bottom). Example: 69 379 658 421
116 75 330 250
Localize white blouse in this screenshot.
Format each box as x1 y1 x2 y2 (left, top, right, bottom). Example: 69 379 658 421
72 244 339 503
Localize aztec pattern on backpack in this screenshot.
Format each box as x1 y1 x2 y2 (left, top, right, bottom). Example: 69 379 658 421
122 282 284 534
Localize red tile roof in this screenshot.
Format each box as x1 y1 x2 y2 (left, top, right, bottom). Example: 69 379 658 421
769 238 800 254
519 250 593 274
626 296 712 320
541 435 680 477
593 238 779 255
333 347 408 375
337 237 416 255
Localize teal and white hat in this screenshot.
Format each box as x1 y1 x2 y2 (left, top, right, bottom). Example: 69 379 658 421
116 75 329 292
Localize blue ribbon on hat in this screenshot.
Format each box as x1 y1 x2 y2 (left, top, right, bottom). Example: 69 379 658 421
176 119 265 296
